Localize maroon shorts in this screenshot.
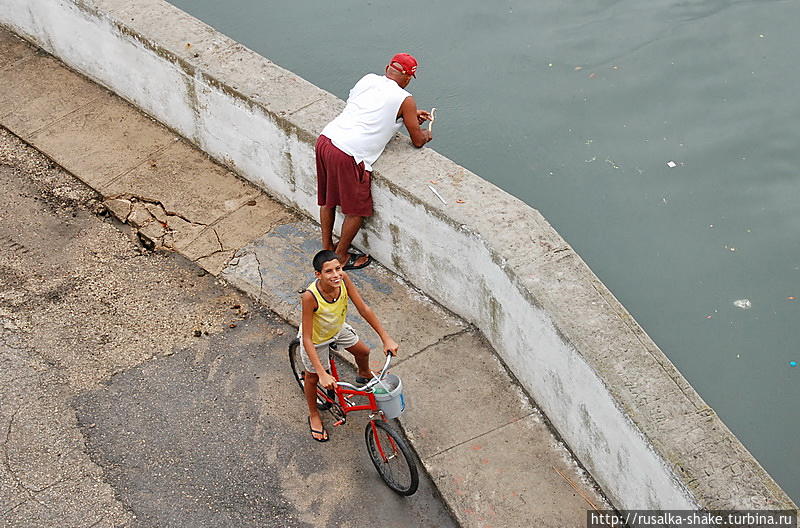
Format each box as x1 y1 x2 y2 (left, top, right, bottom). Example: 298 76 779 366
316 135 373 217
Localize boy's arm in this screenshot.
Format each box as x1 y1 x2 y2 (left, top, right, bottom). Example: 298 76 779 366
301 291 336 389
342 272 399 355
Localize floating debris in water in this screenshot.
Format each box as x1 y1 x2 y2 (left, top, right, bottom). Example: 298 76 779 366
733 299 752 310
787 297 796 301
574 66 584 71
666 160 678 168
456 199 466 204
790 361 797 367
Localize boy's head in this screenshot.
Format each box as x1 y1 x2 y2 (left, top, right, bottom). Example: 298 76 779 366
313 250 340 273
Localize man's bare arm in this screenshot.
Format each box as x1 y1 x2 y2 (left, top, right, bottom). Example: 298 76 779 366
400 96 432 148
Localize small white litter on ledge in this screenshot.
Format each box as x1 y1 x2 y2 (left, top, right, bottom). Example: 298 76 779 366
428 185 447 205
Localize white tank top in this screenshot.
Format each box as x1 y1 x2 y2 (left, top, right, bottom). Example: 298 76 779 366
321 74 411 171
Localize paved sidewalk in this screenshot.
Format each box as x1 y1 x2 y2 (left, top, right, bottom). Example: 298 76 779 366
1 28 608 527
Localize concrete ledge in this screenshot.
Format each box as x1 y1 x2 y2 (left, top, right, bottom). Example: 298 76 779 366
3 0 795 510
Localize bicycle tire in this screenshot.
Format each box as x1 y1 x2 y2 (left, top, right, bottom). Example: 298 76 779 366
288 338 332 410
364 420 419 496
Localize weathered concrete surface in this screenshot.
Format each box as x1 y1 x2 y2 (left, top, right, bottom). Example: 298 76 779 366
0 49 106 138
3 0 792 511
28 92 178 190
221 220 469 359
0 30 611 528
396 331 606 527
0 128 456 527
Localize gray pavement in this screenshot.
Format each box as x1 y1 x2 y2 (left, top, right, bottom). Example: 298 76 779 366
1 28 610 528
0 128 455 527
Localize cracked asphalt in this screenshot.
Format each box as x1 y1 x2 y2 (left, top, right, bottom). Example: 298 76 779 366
0 128 456 527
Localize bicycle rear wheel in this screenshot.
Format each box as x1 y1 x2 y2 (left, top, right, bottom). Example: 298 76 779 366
288 338 332 410
364 420 419 496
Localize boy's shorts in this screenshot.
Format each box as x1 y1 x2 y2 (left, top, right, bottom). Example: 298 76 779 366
299 323 359 373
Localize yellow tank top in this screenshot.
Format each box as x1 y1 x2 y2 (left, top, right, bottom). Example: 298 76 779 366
305 279 348 344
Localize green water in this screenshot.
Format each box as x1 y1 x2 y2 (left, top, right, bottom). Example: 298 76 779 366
167 0 800 502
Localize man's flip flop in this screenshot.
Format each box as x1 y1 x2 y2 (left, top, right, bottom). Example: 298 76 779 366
342 251 372 271
308 416 329 442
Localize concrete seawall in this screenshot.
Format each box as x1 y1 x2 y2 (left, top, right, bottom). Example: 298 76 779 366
3 0 794 510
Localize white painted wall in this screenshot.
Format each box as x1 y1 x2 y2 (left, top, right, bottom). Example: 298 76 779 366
3 0 790 510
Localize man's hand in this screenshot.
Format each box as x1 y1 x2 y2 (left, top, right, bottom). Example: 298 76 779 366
382 337 400 356
416 109 432 125
318 371 336 390
400 96 432 147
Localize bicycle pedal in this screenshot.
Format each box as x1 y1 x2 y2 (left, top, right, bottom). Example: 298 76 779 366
333 419 346 427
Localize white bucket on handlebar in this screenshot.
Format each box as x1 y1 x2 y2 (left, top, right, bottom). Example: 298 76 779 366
373 374 405 419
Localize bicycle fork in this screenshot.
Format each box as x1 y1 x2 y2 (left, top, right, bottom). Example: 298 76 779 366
368 419 397 462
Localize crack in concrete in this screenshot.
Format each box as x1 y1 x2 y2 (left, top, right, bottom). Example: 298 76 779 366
25 93 106 138
1 403 37 499
108 194 207 227
101 140 177 189
2 496 33 516
212 228 224 252
424 412 536 461
27 475 71 495
194 248 233 264
397 326 471 365
287 97 323 116
191 228 234 265
252 251 265 299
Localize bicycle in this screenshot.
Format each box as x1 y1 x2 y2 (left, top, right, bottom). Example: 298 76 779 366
288 338 419 496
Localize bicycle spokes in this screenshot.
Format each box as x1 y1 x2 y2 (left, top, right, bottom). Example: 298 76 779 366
365 421 418 495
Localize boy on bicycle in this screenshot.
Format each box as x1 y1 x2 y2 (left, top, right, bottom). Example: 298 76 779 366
299 249 399 442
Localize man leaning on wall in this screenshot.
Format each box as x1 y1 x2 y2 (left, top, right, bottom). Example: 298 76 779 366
315 53 433 271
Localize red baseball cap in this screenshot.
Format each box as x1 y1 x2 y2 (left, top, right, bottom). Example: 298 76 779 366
389 53 418 78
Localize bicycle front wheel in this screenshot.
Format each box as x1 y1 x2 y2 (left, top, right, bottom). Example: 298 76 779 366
364 420 419 496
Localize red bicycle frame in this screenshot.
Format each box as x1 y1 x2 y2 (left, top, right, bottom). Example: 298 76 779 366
325 354 381 423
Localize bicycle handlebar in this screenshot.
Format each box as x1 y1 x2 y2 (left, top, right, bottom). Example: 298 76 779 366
336 353 394 392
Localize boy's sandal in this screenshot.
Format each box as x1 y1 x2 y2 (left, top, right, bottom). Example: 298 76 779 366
342 251 372 271
308 416 329 442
